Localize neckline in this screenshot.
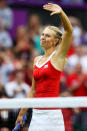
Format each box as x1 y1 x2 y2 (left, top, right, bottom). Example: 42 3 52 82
36 50 56 68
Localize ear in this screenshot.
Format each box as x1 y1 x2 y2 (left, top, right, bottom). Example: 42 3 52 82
54 38 59 46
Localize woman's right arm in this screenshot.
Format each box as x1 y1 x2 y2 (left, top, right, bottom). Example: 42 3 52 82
15 77 36 125
15 56 41 125
15 55 41 125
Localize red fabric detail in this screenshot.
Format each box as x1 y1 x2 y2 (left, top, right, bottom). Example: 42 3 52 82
33 61 61 98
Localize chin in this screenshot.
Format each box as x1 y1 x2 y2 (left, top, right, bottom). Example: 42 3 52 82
40 42 45 47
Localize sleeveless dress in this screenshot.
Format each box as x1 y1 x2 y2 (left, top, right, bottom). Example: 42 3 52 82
29 51 65 131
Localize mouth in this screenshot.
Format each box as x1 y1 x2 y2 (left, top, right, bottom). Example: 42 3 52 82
40 40 46 44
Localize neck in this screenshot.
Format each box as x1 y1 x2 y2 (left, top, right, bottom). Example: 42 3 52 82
44 47 55 57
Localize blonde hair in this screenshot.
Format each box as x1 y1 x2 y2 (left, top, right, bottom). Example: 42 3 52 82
47 26 63 46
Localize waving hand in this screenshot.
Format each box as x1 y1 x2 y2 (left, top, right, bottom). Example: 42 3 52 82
43 3 62 16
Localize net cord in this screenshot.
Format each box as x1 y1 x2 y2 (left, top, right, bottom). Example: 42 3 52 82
0 97 87 109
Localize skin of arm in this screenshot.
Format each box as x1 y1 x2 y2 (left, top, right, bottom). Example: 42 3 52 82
17 78 36 116
57 9 73 57
15 56 40 125
43 3 73 71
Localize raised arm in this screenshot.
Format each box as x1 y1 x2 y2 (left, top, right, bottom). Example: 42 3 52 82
43 3 73 70
43 3 73 57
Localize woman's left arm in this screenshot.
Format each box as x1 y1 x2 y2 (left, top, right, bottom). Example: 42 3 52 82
43 3 73 57
56 7 73 57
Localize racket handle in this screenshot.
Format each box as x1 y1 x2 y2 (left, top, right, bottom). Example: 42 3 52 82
13 123 20 131
13 115 27 131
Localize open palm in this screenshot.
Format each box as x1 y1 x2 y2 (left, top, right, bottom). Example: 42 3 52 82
43 3 62 16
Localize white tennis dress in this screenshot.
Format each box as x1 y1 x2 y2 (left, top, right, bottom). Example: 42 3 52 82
29 109 65 131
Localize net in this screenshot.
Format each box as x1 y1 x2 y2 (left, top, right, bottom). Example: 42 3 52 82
0 97 87 109
0 97 87 131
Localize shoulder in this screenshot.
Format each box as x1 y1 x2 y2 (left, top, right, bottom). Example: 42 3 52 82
33 56 42 66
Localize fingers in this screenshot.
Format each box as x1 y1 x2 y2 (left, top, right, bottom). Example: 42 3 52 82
43 4 52 9
15 120 19 126
15 119 20 125
15 120 24 127
50 12 57 16
48 3 57 6
45 3 56 6
43 7 52 12
43 3 57 8
43 3 61 9
43 3 54 8
20 121 24 127
43 5 54 12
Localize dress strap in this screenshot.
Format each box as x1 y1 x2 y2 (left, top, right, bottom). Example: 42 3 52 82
48 50 56 61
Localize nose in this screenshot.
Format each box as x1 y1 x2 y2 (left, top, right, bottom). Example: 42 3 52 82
40 35 45 40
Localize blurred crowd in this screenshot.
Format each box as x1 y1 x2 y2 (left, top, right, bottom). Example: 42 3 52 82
0 0 87 131
61 0 87 3
60 16 87 131
7 0 87 4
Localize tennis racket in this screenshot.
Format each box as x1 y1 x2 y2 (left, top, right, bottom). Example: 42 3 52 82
13 114 27 131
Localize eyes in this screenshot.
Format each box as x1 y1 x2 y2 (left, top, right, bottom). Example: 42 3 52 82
41 33 51 38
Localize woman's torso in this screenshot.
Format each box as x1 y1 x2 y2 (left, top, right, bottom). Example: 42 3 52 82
33 51 62 98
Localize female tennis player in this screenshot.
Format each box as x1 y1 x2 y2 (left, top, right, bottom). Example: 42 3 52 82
15 3 72 131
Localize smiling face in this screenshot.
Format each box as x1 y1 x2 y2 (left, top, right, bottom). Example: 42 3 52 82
40 27 58 49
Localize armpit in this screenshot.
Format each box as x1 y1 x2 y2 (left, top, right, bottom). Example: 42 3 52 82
51 57 67 71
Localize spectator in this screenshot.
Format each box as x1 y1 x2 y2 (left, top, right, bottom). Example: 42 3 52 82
0 89 15 131
0 51 14 86
14 26 34 58
0 0 13 29
14 26 27 46
67 45 87 74
0 83 6 97
60 90 74 131
27 14 41 38
5 69 30 98
60 71 68 91
69 16 87 46
20 55 33 86
4 48 21 70
66 63 87 130
66 63 87 96
5 69 32 131
14 26 39 87
0 18 13 48
27 14 43 54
